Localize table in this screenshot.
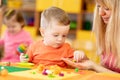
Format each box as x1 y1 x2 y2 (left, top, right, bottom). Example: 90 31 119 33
0 63 120 80
81 73 120 80
0 68 95 80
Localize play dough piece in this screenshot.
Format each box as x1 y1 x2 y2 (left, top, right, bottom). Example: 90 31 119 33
75 68 79 72
0 67 8 76
50 65 61 74
59 72 64 76
37 64 45 72
17 62 34 68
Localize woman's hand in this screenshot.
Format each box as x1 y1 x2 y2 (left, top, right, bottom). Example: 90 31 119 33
62 58 95 70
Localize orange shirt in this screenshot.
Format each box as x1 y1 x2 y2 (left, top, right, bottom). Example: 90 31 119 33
26 40 74 68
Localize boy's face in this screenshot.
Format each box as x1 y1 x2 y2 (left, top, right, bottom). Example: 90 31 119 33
42 21 70 48
5 16 22 35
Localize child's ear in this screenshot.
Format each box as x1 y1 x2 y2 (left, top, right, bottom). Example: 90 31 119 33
40 27 44 37
21 22 25 27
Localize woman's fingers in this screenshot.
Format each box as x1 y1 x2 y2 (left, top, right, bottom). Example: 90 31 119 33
61 58 85 69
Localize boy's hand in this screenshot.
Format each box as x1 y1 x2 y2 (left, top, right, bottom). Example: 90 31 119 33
73 51 87 62
20 53 29 62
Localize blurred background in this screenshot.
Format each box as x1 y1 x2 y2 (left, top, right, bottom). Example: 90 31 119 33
0 0 99 63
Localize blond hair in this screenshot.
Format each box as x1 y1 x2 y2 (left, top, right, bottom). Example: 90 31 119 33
41 6 70 29
93 0 120 67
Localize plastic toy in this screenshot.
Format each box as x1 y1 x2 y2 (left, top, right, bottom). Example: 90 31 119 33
17 44 27 53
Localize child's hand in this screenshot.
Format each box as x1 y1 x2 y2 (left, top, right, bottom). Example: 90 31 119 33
73 51 86 62
20 53 29 62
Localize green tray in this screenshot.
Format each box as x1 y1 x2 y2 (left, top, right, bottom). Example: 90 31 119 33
0 66 30 73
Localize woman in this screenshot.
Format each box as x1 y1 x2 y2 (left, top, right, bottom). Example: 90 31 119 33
62 0 120 73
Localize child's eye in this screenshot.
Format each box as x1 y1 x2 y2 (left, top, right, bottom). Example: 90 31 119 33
54 35 58 37
63 35 67 37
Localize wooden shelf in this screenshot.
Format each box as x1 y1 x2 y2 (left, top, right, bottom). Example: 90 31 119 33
69 30 76 34
0 0 95 38
7 7 35 12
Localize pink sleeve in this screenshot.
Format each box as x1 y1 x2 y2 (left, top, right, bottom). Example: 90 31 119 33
101 53 120 73
0 39 4 45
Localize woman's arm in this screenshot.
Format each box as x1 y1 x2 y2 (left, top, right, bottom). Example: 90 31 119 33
62 58 118 73
92 62 117 73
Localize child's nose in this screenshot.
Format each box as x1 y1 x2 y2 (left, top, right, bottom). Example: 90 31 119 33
57 36 63 41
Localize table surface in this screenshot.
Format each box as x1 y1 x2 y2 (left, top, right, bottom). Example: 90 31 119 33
0 63 120 80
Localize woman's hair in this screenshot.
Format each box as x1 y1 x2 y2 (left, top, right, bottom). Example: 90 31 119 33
40 6 70 29
93 0 120 67
4 9 25 28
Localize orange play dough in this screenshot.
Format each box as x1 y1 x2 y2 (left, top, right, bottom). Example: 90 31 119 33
0 69 8 76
